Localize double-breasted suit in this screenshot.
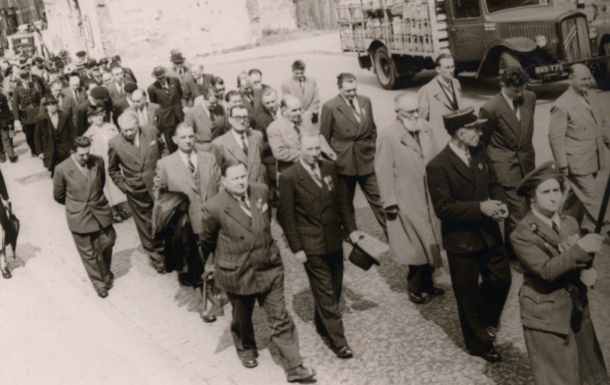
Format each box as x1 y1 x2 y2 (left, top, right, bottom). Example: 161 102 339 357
549 87 610 226
426 144 512 355
148 77 185 152
320 94 386 234
34 110 76 173
375 120 443 293
480 90 536 257
200 183 303 370
53 155 116 293
212 129 266 184
511 210 608 385
108 125 168 270
278 159 356 351
417 76 462 147
281 77 320 121
153 150 220 235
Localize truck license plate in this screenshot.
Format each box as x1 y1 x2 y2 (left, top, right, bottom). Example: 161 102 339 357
535 64 562 74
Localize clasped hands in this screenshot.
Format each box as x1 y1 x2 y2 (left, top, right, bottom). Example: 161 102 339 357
480 200 509 222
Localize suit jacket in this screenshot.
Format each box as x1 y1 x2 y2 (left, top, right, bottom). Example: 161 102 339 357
184 73 214 105
479 91 536 188
417 76 462 147
200 183 282 295
253 107 277 164
278 160 357 256
211 129 266 184
112 96 131 126
267 116 301 172
549 87 610 176
153 150 221 234
124 103 160 129
320 94 377 176
76 99 112 137
108 81 127 105
281 77 320 116
426 144 507 254
56 93 78 129
53 155 113 234
34 110 76 170
62 87 87 105
510 210 591 335
108 125 168 198
240 89 263 117
184 102 223 144
147 77 184 127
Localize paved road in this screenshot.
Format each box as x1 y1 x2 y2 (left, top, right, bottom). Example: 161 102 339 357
1 33 609 385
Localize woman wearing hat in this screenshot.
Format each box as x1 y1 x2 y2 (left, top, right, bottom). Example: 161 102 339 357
83 106 128 223
510 161 608 385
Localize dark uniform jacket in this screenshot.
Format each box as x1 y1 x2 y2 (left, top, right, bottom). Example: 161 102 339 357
426 144 507 254
12 75 46 124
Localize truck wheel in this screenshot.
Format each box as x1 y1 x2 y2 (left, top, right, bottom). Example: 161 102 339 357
374 47 399 90
594 42 610 91
499 51 521 75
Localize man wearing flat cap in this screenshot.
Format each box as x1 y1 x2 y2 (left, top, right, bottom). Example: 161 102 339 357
35 95 76 175
510 161 608 385
147 66 185 153
76 85 112 136
426 107 512 363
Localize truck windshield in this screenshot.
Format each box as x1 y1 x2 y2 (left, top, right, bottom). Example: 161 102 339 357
485 0 551 13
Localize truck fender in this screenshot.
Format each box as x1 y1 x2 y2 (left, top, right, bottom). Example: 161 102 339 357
475 37 540 78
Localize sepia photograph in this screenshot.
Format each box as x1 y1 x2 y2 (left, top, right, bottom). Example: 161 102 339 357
0 0 609 384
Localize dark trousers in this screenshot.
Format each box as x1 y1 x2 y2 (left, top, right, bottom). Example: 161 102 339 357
337 173 387 236
23 122 37 155
503 187 529 259
72 225 116 292
161 125 177 153
226 274 303 370
126 188 164 268
447 246 512 354
0 129 14 159
407 264 435 294
304 249 348 351
264 162 278 206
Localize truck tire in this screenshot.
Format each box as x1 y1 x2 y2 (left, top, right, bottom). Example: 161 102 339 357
498 51 521 75
374 47 399 90
594 42 610 91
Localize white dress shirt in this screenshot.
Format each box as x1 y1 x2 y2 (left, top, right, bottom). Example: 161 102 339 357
341 94 361 117
231 129 247 151
448 141 471 166
300 158 322 187
178 150 197 173
501 89 520 120
532 206 562 232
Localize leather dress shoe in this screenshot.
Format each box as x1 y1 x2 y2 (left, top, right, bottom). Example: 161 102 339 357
472 348 502 363
1 267 12 279
335 346 353 359
408 290 426 304
9 155 18 163
486 326 497 339
240 357 258 368
97 289 109 298
423 286 445 296
201 314 217 323
286 365 316 383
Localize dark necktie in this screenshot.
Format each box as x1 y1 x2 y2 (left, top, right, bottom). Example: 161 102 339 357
310 164 322 184
239 195 252 217
349 99 359 115
209 108 215 122
410 130 421 148
293 123 300 136
552 221 560 234
187 154 195 175
465 150 471 166
241 134 248 157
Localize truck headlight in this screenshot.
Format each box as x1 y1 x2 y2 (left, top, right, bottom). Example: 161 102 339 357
589 26 598 40
535 35 547 48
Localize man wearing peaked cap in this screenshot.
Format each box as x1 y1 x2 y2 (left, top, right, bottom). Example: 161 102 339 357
426 107 512 363
510 160 608 384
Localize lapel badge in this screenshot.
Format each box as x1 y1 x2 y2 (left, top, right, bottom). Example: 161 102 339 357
478 163 483 170
256 197 263 211
323 175 332 191
530 223 538 231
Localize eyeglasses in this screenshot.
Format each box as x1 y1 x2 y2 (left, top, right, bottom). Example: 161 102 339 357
232 116 250 121
396 108 419 118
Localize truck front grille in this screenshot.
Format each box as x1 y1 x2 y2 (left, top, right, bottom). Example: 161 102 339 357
508 24 557 57
561 16 591 62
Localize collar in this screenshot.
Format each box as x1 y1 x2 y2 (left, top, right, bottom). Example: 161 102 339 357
448 141 470 166
532 207 562 230
300 158 319 173
228 190 249 203
231 129 247 144
178 149 196 165
340 94 357 107
437 75 452 89
71 155 87 171
501 89 515 107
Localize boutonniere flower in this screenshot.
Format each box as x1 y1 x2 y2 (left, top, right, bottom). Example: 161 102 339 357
323 175 332 191
478 163 483 170
256 197 263 211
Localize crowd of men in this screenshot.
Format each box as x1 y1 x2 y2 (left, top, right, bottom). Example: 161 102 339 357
0 46 608 384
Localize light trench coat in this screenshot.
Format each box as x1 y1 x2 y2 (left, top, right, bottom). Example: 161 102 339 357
84 123 127 207
375 119 443 267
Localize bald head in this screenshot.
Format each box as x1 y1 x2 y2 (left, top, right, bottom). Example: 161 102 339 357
281 95 302 124
569 64 592 94
394 92 418 112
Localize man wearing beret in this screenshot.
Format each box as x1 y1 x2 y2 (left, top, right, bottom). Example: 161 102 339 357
549 64 610 230
76 85 112 136
510 161 608 384
426 107 512 363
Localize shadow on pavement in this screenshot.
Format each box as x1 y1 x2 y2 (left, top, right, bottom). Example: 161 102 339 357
111 247 136 279
15 170 50 185
7 242 40 270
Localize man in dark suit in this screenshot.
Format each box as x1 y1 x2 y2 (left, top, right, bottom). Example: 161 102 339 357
108 110 168 273
320 73 387 236
237 73 262 117
148 66 185 153
111 82 138 126
107 66 129 105
76 84 113 136
62 75 87 107
53 137 116 298
278 129 363 359
200 160 315 382
479 67 536 259
184 88 224 153
426 108 512 363
111 55 137 84
184 64 214 106
50 79 78 131
35 95 76 175
254 87 280 205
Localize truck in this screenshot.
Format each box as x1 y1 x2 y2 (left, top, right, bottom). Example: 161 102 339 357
336 0 610 90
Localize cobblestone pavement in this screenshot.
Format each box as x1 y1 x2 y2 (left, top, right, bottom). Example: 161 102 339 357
1 34 610 384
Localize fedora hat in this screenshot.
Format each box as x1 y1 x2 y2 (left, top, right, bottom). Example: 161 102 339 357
42 95 58 105
170 51 185 63
442 107 487 136
151 66 167 78
348 241 380 271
